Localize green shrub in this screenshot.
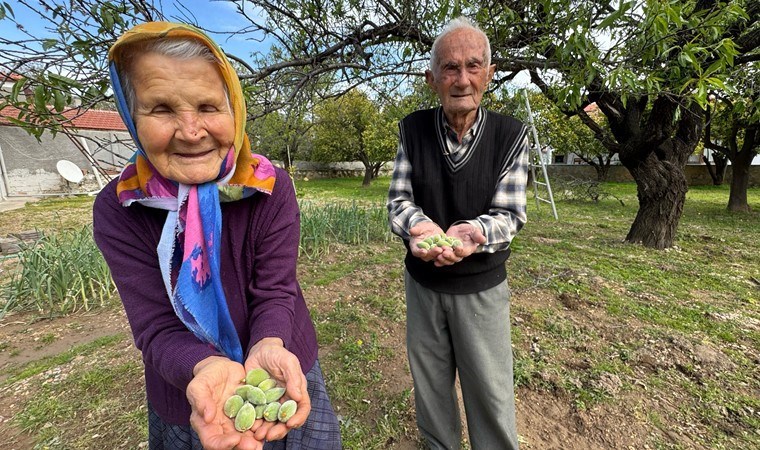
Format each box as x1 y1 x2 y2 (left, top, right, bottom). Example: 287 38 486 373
1 226 116 318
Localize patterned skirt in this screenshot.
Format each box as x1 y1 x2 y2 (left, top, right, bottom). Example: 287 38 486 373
148 360 342 449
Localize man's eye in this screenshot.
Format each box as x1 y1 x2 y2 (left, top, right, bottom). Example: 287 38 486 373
444 65 460 73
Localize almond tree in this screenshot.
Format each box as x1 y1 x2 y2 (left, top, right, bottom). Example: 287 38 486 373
2 0 758 247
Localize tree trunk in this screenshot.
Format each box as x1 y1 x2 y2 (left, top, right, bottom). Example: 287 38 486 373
594 156 611 181
727 140 756 212
623 153 688 249
362 166 373 186
703 153 728 185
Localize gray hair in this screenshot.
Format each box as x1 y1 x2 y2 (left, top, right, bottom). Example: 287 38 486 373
429 16 491 74
116 38 224 118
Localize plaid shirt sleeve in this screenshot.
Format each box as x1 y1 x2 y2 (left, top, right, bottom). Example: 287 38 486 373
460 132 529 253
387 129 530 249
387 140 432 240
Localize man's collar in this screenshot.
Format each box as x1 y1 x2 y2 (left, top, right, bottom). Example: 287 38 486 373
440 106 485 141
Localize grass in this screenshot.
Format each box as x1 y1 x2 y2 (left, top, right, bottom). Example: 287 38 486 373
1 176 759 449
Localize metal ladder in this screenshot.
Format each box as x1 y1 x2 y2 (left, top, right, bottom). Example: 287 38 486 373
523 90 558 220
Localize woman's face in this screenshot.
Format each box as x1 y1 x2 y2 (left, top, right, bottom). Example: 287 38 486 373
130 51 234 184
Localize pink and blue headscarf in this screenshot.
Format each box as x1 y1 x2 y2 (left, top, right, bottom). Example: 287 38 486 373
108 22 276 363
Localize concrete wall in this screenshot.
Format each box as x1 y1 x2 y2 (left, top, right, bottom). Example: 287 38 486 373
276 160 395 180
543 164 760 186
2 128 758 198
0 125 133 196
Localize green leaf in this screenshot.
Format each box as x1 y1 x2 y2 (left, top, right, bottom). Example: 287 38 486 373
49 73 83 89
703 60 723 78
42 39 58 51
6 117 28 128
10 77 27 102
705 77 727 91
53 89 65 112
2 1 14 19
598 0 626 29
34 85 47 112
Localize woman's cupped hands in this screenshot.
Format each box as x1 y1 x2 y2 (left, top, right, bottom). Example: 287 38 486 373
187 338 311 450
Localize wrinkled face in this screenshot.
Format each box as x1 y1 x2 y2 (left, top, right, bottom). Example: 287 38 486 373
426 28 495 119
130 52 234 184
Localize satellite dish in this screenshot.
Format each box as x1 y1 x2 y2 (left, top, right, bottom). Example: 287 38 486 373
56 160 84 184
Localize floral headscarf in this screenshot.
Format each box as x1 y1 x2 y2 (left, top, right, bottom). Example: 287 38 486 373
108 22 276 363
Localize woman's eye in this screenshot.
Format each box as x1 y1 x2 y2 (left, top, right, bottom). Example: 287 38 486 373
151 105 171 114
199 104 218 113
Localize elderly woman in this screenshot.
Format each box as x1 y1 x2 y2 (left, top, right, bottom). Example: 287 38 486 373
93 22 342 450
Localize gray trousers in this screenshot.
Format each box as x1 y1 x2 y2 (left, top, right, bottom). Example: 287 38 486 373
405 270 519 450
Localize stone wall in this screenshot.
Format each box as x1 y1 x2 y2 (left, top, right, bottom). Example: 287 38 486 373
277 161 395 180
542 164 760 186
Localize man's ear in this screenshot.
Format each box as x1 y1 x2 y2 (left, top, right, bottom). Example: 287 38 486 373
425 69 435 87
487 64 496 83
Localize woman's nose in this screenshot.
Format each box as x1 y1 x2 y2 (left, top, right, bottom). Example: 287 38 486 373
176 112 207 141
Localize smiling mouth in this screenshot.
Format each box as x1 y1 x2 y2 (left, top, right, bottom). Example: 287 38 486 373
175 149 215 159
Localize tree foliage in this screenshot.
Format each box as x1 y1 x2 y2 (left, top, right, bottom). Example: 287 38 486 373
312 89 396 186
521 91 614 181
704 66 760 211
2 0 759 246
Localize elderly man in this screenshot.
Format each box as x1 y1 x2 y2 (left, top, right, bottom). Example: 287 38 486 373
387 16 528 450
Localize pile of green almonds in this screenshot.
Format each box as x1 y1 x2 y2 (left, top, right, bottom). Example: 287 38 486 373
223 368 298 432
416 233 463 250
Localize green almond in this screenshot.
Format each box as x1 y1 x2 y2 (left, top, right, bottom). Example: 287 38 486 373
257 378 277 391
264 387 286 403
234 402 256 432
223 394 245 418
278 399 297 422
263 401 281 422
245 368 270 386
246 386 267 405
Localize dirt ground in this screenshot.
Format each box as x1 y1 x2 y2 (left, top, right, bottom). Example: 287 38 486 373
0 294 697 450
0 248 756 449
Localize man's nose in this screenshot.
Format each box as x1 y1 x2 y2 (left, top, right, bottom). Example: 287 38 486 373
452 67 470 85
176 112 207 141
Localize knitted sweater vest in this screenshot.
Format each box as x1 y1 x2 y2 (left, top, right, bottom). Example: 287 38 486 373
400 107 525 294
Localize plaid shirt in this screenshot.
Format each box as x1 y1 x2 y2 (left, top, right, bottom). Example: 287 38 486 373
387 107 529 253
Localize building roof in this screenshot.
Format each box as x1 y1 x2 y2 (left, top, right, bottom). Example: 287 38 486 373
0 105 127 131
0 72 23 82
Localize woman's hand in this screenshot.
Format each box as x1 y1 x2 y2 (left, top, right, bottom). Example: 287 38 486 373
187 356 264 450
245 338 311 442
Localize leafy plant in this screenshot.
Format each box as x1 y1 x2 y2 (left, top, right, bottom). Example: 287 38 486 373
298 201 393 258
1 225 116 318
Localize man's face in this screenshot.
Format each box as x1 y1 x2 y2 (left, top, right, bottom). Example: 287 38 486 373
425 28 495 119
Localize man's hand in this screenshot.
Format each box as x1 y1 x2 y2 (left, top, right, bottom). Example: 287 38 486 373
409 222 446 262
246 338 311 442
187 356 263 450
433 223 486 267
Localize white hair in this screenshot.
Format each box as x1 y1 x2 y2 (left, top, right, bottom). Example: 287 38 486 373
116 38 224 117
429 16 492 74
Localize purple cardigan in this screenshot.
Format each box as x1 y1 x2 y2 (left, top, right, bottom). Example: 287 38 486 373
93 167 318 425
